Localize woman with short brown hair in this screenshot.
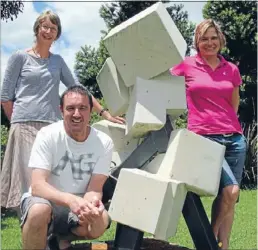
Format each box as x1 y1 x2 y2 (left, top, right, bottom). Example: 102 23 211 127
170 19 247 249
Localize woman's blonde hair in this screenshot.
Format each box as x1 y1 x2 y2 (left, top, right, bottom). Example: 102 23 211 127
33 10 62 40
194 19 226 52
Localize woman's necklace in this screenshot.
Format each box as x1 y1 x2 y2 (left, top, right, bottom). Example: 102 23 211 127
32 47 41 58
32 47 50 59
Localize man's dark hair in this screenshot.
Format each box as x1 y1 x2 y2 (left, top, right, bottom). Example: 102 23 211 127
60 85 93 110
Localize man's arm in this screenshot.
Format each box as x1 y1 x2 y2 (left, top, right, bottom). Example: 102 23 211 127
83 138 113 204
28 129 71 206
31 168 72 206
83 174 108 203
31 168 91 215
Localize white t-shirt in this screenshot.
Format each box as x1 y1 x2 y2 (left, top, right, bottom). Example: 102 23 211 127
27 120 113 195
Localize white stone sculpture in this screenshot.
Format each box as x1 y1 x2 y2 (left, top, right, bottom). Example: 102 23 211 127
93 1 225 243
108 169 187 240
96 58 129 116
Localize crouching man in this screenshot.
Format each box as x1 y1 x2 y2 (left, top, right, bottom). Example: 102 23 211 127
20 85 114 250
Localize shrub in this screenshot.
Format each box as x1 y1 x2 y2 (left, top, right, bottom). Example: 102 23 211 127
175 112 188 129
1 125 9 161
241 120 257 189
90 98 106 125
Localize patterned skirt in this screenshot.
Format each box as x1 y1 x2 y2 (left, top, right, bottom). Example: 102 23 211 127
1 122 49 208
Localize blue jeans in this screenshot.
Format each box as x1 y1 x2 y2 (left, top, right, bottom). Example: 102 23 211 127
203 133 247 193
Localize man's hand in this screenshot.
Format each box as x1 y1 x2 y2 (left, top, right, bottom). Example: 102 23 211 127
68 195 93 215
78 196 105 226
91 196 105 213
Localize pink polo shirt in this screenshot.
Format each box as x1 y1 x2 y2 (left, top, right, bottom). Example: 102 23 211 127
170 54 243 135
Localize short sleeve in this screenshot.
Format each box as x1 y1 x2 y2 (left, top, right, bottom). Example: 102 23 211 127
232 65 242 87
28 127 53 171
169 61 185 76
93 139 114 176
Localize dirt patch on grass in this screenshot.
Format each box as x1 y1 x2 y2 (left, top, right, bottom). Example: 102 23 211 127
72 238 191 249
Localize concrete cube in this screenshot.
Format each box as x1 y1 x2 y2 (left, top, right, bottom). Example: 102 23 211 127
92 120 113 138
157 129 226 196
126 77 186 138
96 57 129 116
92 120 139 168
92 120 126 151
103 2 187 87
151 71 186 119
141 153 165 174
109 168 187 240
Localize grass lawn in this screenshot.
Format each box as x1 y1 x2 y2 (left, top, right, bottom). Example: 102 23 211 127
1 190 257 249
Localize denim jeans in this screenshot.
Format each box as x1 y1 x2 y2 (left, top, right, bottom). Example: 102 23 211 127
203 133 247 193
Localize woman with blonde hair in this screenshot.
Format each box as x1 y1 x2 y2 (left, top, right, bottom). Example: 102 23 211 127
1 10 124 212
170 19 247 249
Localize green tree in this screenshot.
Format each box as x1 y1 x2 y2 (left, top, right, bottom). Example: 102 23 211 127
1 125 9 160
75 2 195 97
1 0 24 22
74 45 102 98
166 4 195 56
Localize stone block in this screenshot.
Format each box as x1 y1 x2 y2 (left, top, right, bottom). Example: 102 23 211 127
103 2 187 87
141 154 165 174
109 168 187 240
126 77 186 138
92 120 139 168
92 120 113 138
157 129 225 196
96 57 129 116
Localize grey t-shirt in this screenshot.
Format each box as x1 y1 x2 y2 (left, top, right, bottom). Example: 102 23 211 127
1 50 79 123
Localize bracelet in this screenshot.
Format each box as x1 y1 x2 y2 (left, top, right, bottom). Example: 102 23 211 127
99 108 108 116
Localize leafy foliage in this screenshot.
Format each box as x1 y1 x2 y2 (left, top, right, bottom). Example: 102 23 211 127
241 120 257 189
1 125 9 161
90 98 106 125
74 45 102 98
1 125 8 146
166 4 195 56
175 112 188 129
1 0 24 22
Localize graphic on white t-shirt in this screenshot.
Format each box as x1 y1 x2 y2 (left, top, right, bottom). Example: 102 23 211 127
52 150 97 180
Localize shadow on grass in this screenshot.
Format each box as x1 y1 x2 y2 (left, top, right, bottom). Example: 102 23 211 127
1 207 19 230
71 239 191 250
